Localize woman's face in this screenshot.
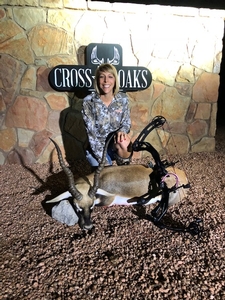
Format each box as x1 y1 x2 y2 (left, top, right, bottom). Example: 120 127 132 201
98 71 115 95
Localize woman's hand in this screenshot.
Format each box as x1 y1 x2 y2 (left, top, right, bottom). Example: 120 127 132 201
114 132 132 155
115 131 129 143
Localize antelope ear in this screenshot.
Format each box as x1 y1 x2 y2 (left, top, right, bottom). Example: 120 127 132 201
45 191 72 203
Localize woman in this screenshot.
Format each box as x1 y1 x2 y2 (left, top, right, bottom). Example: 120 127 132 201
82 63 133 166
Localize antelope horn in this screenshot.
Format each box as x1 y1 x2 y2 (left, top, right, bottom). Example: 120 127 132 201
50 138 83 201
88 131 116 199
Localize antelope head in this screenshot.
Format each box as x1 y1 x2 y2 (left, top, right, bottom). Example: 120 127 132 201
50 133 113 230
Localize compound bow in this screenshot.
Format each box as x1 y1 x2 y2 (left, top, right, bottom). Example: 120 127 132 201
132 116 203 237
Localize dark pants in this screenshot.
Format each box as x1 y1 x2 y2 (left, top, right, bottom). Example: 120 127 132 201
86 139 115 166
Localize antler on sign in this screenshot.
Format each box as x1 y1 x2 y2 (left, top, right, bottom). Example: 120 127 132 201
90 46 104 65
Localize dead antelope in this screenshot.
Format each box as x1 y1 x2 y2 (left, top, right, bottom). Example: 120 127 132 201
47 132 189 231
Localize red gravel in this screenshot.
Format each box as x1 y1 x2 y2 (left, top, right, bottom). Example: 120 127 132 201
0 126 225 300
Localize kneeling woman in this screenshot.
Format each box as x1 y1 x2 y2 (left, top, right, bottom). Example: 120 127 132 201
82 63 133 166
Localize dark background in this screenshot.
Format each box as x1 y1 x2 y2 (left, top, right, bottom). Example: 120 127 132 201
92 0 225 125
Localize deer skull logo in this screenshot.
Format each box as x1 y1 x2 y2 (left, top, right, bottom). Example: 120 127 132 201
90 46 120 65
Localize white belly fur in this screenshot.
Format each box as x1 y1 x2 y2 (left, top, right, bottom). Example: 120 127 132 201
108 189 184 207
108 194 161 206
46 188 184 207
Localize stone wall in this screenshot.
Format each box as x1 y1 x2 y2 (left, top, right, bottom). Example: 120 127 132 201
0 0 225 165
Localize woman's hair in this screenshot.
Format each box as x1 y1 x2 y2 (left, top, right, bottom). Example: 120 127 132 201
94 63 120 95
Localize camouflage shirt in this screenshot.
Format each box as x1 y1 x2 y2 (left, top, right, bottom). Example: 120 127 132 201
82 92 131 163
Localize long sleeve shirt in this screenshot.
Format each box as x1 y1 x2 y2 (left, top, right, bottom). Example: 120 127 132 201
82 91 131 163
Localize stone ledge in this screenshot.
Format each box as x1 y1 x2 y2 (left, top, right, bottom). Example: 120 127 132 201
199 8 225 18
112 3 149 14
64 0 87 10
87 0 112 11
0 0 38 6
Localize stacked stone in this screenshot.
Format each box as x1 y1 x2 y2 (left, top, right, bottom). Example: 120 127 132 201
0 0 224 164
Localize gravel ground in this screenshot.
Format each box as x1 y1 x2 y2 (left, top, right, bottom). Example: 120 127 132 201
0 126 225 300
